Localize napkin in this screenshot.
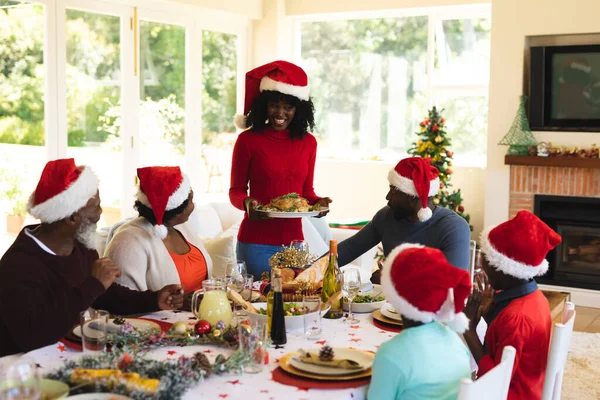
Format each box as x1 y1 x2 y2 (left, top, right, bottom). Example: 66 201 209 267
296 350 362 370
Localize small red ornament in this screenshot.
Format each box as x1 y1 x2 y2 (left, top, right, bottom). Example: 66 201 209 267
118 353 133 370
458 205 465 213
419 121 426 127
432 124 439 132
446 168 453 175
440 118 445 123
446 150 453 157
439 182 444 189
195 320 211 335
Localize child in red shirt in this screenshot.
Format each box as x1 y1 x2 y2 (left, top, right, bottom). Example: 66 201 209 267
464 210 562 400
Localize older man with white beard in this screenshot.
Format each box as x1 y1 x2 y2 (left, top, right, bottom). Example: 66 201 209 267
0 158 185 357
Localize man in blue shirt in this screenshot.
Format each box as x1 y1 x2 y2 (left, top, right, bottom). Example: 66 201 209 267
368 243 472 400
338 157 471 282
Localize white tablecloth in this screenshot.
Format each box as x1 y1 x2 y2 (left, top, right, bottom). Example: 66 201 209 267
19 311 399 400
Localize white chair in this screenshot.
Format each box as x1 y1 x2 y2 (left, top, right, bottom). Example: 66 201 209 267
458 346 516 400
468 240 477 283
542 301 576 400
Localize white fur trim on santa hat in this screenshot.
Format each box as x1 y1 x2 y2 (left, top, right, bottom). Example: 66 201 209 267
27 166 99 224
417 207 433 222
381 243 469 332
154 224 168 239
233 114 247 130
479 225 549 280
259 76 309 101
136 173 191 211
387 169 439 198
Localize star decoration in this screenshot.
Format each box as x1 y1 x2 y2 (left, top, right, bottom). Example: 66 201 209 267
260 390 269 393
350 338 362 343
203 349 212 353
315 340 327 345
57 344 65 352
167 350 177 356
227 380 241 385
350 325 360 329
219 395 228 398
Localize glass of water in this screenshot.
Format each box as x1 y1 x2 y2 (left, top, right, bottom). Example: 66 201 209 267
342 267 361 324
0 357 40 400
303 295 322 340
80 308 109 354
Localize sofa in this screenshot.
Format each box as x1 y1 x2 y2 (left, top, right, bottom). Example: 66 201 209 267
98 202 376 281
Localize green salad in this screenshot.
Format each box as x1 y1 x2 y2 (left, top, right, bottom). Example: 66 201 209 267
344 294 385 303
257 303 308 316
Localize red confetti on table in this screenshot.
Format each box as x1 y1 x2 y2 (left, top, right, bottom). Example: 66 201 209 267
203 349 212 353
167 350 176 356
57 344 65 352
350 338 362 343
227 380 241 385
315 340 327 345
260 390 269 393
350 325 360 329
219 395 228 398
348 333 356 336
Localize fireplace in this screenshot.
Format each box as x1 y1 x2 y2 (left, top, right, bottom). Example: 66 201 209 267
534 195 600 290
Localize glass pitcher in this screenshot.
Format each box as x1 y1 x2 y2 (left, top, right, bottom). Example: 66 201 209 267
192 279 232 326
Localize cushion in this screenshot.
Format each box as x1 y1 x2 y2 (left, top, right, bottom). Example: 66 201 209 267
188 204 224 238
301 217 329 257
202 222 240 278
209 202 244 231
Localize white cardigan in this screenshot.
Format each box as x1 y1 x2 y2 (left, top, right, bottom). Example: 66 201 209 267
105 217 213 292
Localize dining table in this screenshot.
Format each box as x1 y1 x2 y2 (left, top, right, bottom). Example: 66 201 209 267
16 309 401 400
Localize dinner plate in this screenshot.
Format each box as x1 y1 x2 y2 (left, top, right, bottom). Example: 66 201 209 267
289 348 373 376
256 208 328 218
72 318 161 338
40 379 69 400
343 284 385 313
380 304 402 321
279 352 373 381
65 394 132 400
372 309 403 327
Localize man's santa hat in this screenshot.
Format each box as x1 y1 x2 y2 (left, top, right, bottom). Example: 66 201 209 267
233 60 309 130
136 166 191 239
480 210 562 280
382 243 472 333
27 158 99 223
387 157 440 221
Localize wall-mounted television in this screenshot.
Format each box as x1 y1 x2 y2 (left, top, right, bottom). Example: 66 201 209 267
529 44 600 131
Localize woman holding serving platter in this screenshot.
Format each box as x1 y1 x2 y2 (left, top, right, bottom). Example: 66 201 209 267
229 60 331 277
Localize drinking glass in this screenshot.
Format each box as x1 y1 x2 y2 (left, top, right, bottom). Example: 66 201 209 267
303 295 322 340
225 260 247 280
227 273 248 311
80 308 109 354
240 274 255 302
290 240 309 253
342 267 361 324
237 319 268 374
0 357 40 400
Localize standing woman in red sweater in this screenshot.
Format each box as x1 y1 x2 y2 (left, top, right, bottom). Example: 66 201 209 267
229 60 331 277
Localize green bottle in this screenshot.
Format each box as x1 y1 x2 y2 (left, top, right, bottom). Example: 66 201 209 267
321 240 343 319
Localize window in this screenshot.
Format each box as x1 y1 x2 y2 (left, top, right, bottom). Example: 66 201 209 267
296 7 491 166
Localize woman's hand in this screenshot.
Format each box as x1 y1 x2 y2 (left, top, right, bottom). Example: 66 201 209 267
244 197 271 220
314 197 332 218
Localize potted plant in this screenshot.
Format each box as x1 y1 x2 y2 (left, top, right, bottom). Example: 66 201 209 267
1 168 28 234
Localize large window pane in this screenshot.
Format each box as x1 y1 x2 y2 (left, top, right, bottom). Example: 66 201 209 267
300 17 429 160
200 30 237 194
0 1 45 243
139 20 185 168
66 9 122 226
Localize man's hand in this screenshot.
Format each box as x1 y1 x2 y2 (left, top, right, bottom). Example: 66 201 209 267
157 284 184 310
314 197 332 218
244 198 271 220
91 258 121 289
464 289 483 332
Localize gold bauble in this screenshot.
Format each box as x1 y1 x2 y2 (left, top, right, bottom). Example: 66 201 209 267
212 329 222 337
433 197 440 205
435 135 443 143
170 321 189 335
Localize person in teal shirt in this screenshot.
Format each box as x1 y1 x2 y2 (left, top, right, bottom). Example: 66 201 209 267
368 243 473 400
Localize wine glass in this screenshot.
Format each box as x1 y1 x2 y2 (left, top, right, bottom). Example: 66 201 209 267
225 260 247 279
0 357 40 400
290 240 309 267
342 267 361 324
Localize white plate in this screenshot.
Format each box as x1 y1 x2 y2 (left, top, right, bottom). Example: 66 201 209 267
289 348 373 376
66 394 132 400
343 284 384 313
256 208 328 218
380 304 402 321
73 318 160 338
246 302 330 331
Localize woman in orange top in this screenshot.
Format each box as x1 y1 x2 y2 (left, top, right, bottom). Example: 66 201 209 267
106 166 212 296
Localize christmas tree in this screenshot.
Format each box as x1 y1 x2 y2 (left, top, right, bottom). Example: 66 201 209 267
498 95 538 155
408 107 473 231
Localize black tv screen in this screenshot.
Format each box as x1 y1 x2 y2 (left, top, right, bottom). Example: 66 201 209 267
529 44 600 131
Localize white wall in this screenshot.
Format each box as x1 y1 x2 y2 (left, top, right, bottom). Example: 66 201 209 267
485 0 600 227
167 0 262 18
285 0 489 15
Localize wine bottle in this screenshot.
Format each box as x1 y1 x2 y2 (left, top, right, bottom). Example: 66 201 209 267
270 268 287 345
321 240 343 319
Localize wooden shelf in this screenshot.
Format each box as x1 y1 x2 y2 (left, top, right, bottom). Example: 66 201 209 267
504 155 600 169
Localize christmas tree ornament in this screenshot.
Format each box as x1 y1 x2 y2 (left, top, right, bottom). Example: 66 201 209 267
499 95 538 155
319 344 335 361
435 135 443 143
192 352 213 376
170 321 189 335
212 329 222 338
194 320 211 336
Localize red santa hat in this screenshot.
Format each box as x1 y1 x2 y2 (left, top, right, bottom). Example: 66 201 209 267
135 166 191 239
233 60 309 129
27 158 99 223
387 157 440 221
480 210 562 280
382 243 472 333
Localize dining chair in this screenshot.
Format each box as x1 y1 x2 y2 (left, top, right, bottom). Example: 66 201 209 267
468 240 478 285
542 301 576 400
457 346 516 400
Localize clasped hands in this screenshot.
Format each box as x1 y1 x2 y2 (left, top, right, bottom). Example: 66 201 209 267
463 270 494 332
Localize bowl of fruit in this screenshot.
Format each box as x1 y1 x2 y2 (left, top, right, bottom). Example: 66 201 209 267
343 284 386 313
247 302 330 331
